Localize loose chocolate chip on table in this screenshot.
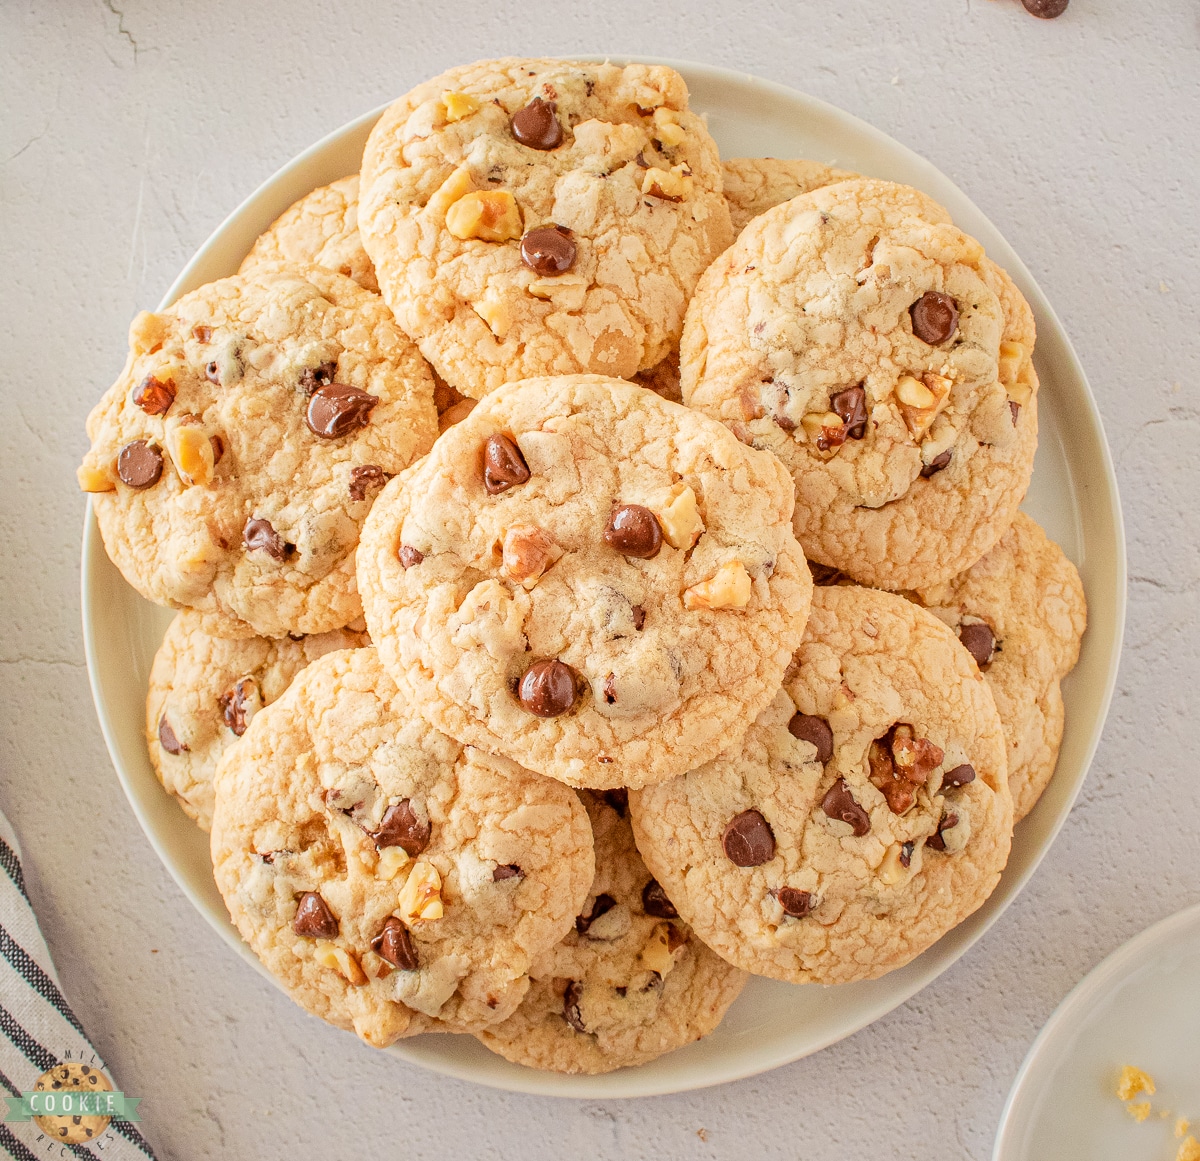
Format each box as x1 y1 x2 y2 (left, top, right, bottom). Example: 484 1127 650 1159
483 433 531 494
158 715 187 755
348 464 388 501
520 225 577 275
133 374 176 416
721 809 776 867
775 887 814 918
958 622 996 668
603 504 663 559
809 561 845 586
600 788 629 817
788 713 834 763
575 893 617 934
492 864 523 882
942 764 976 789
631 605 646 631
518 659 578 717
371 917 419 971
925 812 960 851
563 981 586 1032
511 97 563 150
920 449 953 478
910 290 959 345
830 385 868 439
306 382 378 438
398 544 424 569
293 891 339 939
205 361 221 384
900 841 915 868
642 878 679 919
299 362 338 393
1009 400 1021 425
116 440 163 489
218 677 257 737
821 778 871 836
372 799 431 856
1022 0 1068 16
243 517 287 561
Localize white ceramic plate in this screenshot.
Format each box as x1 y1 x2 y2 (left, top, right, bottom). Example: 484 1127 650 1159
994 903 1200 1160
81 58 1126 1097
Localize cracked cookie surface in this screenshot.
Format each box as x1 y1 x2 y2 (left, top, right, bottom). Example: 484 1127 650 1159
681 178 1038 590
359 58 732 398
630 585 1012 984
475 790 746 1074
79 264 438 636
722 156 859 234
357 374 812 790
210 647 594 1045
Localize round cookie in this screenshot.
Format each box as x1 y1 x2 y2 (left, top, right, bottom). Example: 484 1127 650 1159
722 156 858 235
239 175 378 293
630 585 1012 984
32 1062 113 1145
147 609 366 829
358 58 733 398
357 374 813 791
475 790 747 1074
910 512 1086 820
681 178 1039 590
210 647 594 1045
78 264 438 636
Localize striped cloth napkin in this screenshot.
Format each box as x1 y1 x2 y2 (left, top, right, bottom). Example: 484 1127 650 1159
0 812 157 1160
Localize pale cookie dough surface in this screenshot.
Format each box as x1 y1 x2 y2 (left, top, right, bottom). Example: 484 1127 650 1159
210 647 594 1045
146 609 367 829
682 178 1038 590
722 157 859 235
357 374 813 791
475 790 747 1074
630 586 1012 984
911 512 1086 821
359 58 733 398
238 175 379 293
80 264 438 636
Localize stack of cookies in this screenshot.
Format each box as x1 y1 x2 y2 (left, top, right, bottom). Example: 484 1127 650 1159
78 58 1087 1075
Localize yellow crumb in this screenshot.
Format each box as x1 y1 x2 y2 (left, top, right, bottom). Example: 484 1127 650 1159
1177 1135 1200 1161
696 1129 708 1142
1127 1101 1152 1123
1178 1119 1191 1139
1117 1065 1156 1101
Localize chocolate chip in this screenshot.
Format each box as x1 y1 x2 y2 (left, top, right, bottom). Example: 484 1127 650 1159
925 812 960 851
293 891 338 939
192 325 212 343
830 385 868 439
1010 400 1021 425
631 605 646 631
348 464 388 501
511 97 563 149
299 362 338 394
600 788 628 817
809 561 845 586
821 778 871 836
602 674 617 705
920 449 953 478
116 440 163 488
372 799 430 856
218 677 257 737
306 382 378 438
483 433 531 494
398 545 424 569
910 291 959 345
518 659 578 717
958 622 995 669
603 504 663 559
575 893 616 934
942 763 976 789
243 517 287 561
788 713 834 763
721 809 776 867
520 225 576 275
775 887 813 918
133 374 176 416
641 878 679 918
205 361 221 384
1022 0 1068 16
492 864 523 882
371 917 418 970
563 981 586 1032
158 715 187 754
900 841 914 867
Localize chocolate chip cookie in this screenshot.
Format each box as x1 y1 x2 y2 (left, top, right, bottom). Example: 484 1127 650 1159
78 264 438 636
147 609 366 829
358 58 733 398
722 156 858 234
210 647 594 1045
682 178 1038 590
630 585 1012 984
911 512 1086 820
475 789 746 1074
356 374 813 790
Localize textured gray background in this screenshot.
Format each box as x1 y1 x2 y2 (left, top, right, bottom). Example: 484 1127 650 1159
2 1 1198 1157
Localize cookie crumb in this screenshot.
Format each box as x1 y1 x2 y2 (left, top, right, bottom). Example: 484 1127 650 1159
1117 1064 1156 1101
1178 1136 1200 1161
696 1128 708 1142
1127 1101 1152 1123
1178 1119 1191 1139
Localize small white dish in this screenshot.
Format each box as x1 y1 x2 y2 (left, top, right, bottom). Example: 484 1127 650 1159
994 903 1200 1160
81 58 1126 1096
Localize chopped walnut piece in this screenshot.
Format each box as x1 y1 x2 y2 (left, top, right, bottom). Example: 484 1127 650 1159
800 411 848 454
683 560 752 611
501 524 562 588
641 163 693 201
895 373 952 439
314 941 368 986
868 723 944 814
446 190 522 242
397 860 443 922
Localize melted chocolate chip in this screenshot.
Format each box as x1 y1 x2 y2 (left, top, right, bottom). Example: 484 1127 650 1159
205 361 221 384
398 544 424 569
575 893 617 934
900 840 914 867
348 464 388 501
603 504 663 559
371 917 418 970
520 225 576 275
116 441 163 488
631 605 646 631
1010 400 1021 425
1022 0 1068 16
563 980 586 1032
809 561 845 586
243 517 287 561
133 374 176 416
293 891 338 939
158 715 187 754
721 809 776 867
958 622 996 668
910 291 959 345
920 449 953 478
372 800 431 856
821 778 871 836
518 659 578 717
600 788 629 817
830 385 868 439
603 674 617 705
218 677 257 736
299 362 338 394
641 878 679 919
788 713 834 763
306 383 378 438
483 433 531 494
492 864 523 882
511 97 563 149
942 764 976 789
775 887 814 918
925 812 960 851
